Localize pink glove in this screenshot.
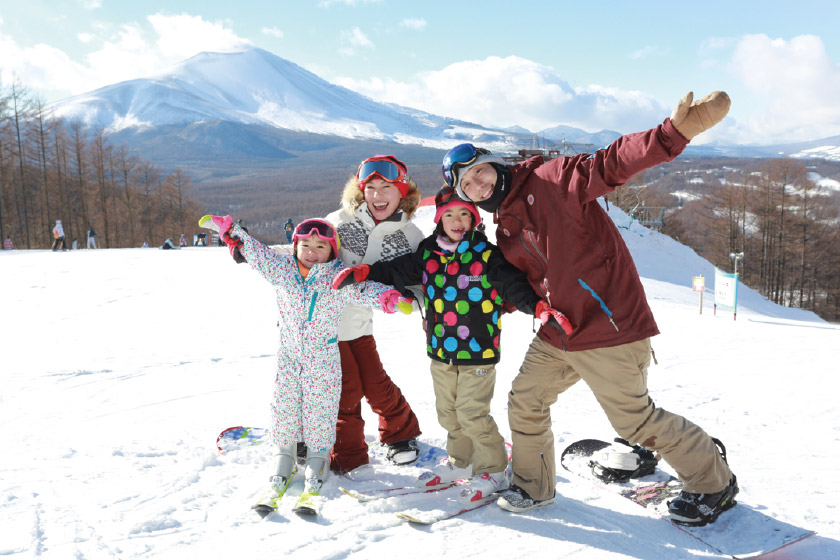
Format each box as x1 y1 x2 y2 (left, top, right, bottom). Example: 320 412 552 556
536 300 573 335
198 214 234 236
332 264 370 289
380 289 413 314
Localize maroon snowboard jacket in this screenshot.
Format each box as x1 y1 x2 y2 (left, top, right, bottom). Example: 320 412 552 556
493 118 689 352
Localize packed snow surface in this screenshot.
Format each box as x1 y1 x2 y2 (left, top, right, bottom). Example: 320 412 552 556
2 204 838 559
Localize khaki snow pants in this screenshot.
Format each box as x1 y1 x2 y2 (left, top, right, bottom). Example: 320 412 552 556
430 361 508 475
508 336 732 501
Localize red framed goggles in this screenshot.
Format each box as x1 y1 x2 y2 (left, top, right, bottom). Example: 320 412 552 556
292 218 340 255
357 155 407 186
434 186 460 207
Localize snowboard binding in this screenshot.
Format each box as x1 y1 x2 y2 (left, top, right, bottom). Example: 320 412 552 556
589 438 659 483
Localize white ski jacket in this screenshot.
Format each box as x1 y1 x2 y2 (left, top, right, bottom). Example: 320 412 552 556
326 203 424 341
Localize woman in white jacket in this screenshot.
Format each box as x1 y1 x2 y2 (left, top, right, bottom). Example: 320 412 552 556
325 155 425 473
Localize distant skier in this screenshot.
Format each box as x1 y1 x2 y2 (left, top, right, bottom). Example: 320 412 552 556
284 219 294 244
87 226 97 249
51 220 66 251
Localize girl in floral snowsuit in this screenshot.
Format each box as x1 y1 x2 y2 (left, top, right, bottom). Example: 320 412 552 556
206 215 406 504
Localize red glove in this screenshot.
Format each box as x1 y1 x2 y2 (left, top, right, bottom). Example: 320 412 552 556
221 231 246 264
332 264 370 289
536 300 573 335
380 289 413 314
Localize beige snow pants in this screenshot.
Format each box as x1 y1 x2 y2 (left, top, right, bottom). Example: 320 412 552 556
430 361 508 475
508 336 732 501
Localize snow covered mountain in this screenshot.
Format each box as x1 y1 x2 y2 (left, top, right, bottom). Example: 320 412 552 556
49 47 840 162
49 48 520 151
537 124 622 149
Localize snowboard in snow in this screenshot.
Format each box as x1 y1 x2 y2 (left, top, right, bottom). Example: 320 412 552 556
560 439 815 559
217 426 268 455
216 426 450 468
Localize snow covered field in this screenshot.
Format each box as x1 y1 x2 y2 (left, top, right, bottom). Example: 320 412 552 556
2 204 838 559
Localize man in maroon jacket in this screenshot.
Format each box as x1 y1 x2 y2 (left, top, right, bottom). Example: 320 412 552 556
441 91 738 526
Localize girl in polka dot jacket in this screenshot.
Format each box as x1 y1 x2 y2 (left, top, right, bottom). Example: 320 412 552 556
201 215 408 507
332 187 572 503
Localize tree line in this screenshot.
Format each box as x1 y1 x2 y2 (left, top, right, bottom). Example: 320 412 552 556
0 82 205 250
610 157 840 322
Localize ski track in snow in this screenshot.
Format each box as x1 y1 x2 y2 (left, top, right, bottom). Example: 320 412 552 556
1 205 839 559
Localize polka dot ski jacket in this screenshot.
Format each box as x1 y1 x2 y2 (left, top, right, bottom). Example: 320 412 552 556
367 230 540 366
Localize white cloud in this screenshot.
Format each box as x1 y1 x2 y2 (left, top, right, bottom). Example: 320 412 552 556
148 13 251 61
399 18 427 30
261 26 284 38
334 55 668 134
81 0 102 9
727 34 840 143
77 32 94 44
338 27 374 56
0 34 93 96
0 13 253 100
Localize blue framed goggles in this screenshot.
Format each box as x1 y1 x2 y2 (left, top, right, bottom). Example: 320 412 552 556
441 143 491 187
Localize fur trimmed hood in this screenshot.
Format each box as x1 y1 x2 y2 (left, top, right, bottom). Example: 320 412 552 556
339 175 421 219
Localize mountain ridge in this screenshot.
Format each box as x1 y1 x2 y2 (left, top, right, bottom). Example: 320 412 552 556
49 47 840 161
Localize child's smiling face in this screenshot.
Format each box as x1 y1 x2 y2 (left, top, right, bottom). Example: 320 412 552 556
295 236 333 268
440 205 474 242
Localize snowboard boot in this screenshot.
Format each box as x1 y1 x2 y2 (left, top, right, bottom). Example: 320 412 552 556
668 438 739 526
590 438 659 483
497 485 554 513
385 438 420 465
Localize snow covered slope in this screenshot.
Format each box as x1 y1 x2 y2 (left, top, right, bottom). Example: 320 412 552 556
1 205 838 559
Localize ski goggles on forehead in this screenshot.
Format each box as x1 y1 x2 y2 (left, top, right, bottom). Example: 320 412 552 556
442 144 491 187
357 157 406 185
293 219 340 252
434 186 460 207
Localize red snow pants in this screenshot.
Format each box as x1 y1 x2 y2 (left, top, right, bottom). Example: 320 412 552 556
330 335 421 473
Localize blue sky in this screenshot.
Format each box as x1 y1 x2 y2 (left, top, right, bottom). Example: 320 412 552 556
2 0 839 145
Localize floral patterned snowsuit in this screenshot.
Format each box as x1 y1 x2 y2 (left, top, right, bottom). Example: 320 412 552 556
234 225 392 452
